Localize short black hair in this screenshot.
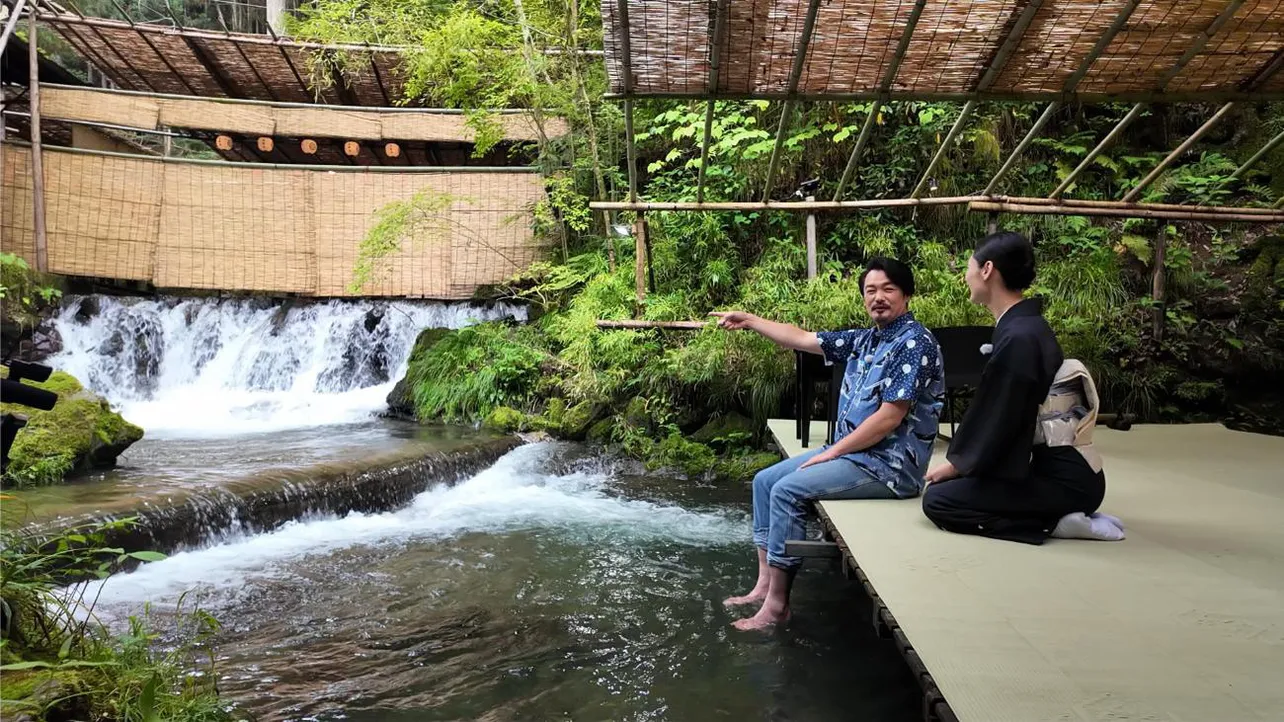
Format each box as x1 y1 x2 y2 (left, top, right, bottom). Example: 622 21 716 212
973 231 1036 291
858 256 915 297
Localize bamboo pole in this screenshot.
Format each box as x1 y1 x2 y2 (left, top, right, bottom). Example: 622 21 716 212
911 101 976 198
634 213 648 305
695 0 729 204
1123 102 1235 203
0 0 29 56
1230 130 1284 181
761 0 822 203
592 195 982 212
596 320 707 330
805 195 817 279
984 102 1059 195
993 195 1280 216
1152 224 1167 342
969 200 1284 223
29 9 48 272
1050 103 1143 199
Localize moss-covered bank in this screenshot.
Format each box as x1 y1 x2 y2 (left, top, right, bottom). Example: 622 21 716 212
1 370 144 487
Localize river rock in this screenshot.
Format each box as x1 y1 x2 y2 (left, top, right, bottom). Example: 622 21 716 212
74 296 99 323
1 370 144 487
29 324 63 359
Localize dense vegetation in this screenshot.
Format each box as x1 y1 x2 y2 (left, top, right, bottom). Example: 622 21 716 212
0 515 235 720
287 0 1283 475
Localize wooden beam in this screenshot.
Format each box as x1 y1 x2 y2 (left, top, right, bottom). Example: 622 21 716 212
760 0 822 203
910 100 976 198
969 200 1284 223
1122 102 1235 203
1230 129 1284 181
1050 103 1143 198
784 539 842 558
596 320 707 330
695 0 730 204
29 8 47 272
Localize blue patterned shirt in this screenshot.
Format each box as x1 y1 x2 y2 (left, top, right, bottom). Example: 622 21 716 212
816 312 944 497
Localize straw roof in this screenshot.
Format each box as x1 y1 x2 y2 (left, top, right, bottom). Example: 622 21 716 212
602 0 1284 101
39 11 412 106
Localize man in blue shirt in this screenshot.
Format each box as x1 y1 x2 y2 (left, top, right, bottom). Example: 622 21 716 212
711 257 943 630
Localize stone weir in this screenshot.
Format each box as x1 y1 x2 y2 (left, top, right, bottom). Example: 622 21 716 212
25 435 522 555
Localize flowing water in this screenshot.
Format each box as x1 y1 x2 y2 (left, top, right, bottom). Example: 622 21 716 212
35 295 919 721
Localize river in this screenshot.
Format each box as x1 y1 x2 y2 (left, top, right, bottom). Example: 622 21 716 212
32 295 920 721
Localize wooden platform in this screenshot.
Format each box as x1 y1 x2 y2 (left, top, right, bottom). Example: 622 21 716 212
766 420 1284 721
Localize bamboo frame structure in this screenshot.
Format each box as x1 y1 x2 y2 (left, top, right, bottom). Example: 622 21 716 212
595 320 707 330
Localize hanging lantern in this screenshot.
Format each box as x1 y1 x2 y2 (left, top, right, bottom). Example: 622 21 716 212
344 141 360 157
257 136 274 152
301 139 318 155
215 135 233 151
384 142 401 158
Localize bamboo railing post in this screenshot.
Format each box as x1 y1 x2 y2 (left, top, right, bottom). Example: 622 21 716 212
29 8 48 272
805 196 817 279
634 213 648 306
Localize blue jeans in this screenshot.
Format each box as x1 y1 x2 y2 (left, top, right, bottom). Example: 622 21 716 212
752 448 899 570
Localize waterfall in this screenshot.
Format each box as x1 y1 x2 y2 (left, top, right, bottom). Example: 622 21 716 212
47 296 526 439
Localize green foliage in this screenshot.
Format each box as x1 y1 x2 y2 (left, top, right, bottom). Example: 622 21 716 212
0 514 236 721
348 189 458 294
405 323 551 423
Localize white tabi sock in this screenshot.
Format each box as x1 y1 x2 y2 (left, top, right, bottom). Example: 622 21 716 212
1051 512 1125 541
1090 511 1124 532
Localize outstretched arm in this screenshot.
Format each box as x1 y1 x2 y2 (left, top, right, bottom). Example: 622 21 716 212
709 311 822 354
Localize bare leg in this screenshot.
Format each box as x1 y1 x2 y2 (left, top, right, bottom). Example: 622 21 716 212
723 547 770 607
732 565 794 631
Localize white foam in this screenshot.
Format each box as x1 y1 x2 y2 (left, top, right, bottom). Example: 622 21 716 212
84 443 746 605
48 297 526 438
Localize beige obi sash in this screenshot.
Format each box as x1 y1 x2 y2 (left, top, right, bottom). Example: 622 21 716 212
1033 359 1104 473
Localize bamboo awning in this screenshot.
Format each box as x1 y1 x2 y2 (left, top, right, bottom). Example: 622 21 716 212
37 84 564 142
37 10 413 105
602 0 1284 102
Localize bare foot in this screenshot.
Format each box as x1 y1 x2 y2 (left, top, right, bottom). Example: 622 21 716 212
732 604 790 631
722 589 768 608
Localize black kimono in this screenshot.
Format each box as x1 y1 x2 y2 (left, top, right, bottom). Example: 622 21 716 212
921 298 1105 544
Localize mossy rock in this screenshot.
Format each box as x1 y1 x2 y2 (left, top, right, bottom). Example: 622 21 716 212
0 668 92 720
586 418 615 443
556 401 602 441
482 406 528 433
646 433 717 477
386 328 454 417
623 396 651 430
1 370 143 487
690 412 757 448
714 451 782 483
